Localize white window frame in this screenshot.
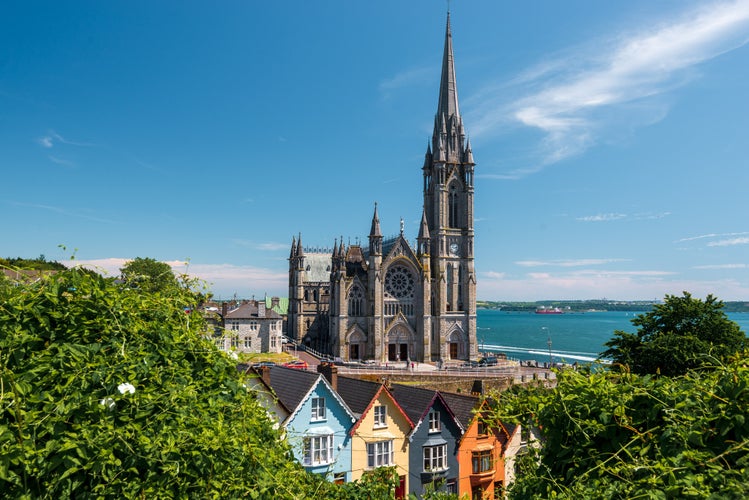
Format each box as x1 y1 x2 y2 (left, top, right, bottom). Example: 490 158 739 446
428 410 441 433
230 320 240 331
367 440 394 468
311 397 326 421
244 336 252 349
303 435 334 466
423 444 447 472
248 320 259 331
373 405 387 428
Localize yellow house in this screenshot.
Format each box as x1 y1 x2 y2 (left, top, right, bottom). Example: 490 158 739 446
333 375 413 498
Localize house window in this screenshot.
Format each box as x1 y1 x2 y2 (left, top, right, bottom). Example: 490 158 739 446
477 420 488 436
244 337 252 349
428 410 441 433
214 338 225 350
311 397 326 421
230 320 240 331
231 336 240 349
303 435 334 466
373 405 387 428
248 320 259 331
333 472 345 484
472 449 493 474
367 440 393 468
423 444 447 472
270 335 277 349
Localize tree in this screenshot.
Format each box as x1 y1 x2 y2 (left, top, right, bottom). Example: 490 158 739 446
601 292 746 376
119 257 179 293
0 266 402 498
488 359 749 499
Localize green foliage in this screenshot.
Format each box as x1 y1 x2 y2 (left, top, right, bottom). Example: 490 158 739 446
602 292 746 376
119 257 180 294
0 256 67 271
489 358 749 499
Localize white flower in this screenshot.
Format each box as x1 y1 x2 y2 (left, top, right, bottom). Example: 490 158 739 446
230 352 239 360
100 397 115 409
118 382 136 395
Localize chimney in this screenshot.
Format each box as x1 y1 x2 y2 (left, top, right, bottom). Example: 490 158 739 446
271 296 280 308
317 363 338 392
258 300 266 318
260 366 272 387
221 302 228 318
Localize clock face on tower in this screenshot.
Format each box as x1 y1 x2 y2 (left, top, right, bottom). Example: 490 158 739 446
449 242 459 255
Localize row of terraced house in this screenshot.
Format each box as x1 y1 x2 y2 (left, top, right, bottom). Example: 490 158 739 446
248 363 530 499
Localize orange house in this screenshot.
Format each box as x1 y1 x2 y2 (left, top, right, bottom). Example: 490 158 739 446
442 394 518 500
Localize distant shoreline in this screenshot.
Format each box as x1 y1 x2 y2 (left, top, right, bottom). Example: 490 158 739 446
477 300 749 313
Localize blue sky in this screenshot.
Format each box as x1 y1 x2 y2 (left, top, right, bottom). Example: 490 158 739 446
2 1 749 301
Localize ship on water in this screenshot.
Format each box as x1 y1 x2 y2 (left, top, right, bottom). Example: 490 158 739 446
535 306 563 314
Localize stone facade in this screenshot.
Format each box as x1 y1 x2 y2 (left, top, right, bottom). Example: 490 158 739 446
212 300 283 354
288 14 477 364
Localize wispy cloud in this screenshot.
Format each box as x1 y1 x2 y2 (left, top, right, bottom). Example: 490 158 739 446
576 212 671 222
231 239 288 251
36 130 94 149
470 1 749 176
379 66 435 95
577 213 627 222
708 237 749 247
516 258 628 268
694 263 747 269
48 155 75 167
9 201 116 224
676 231 749 245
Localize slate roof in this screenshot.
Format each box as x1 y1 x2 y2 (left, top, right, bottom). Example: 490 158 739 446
440 392 480 429
389 384 440 425
335 376 383 417
225 302 282 319
302 253 331 282
264 365 321 412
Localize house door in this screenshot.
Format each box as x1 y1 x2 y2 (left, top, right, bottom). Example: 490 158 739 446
395 475 406 499
450 342 458 359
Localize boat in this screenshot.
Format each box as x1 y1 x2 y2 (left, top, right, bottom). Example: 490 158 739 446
535 306 563 314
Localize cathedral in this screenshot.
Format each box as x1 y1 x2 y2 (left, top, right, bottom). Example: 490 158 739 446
288 14 477 364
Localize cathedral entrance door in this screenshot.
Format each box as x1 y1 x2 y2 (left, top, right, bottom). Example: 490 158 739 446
400 343 408 362
388 343 397 361
449 342 458 359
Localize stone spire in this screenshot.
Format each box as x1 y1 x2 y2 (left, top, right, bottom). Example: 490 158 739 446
432 12 466 164
369 202 382 238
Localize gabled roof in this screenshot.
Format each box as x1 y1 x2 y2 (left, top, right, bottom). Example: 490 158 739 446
225 302 282 319
336 376 413 436
262 366 355 426
389 384 463 437
440 391 480 430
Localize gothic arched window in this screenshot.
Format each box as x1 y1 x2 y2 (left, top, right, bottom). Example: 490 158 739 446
384 264 416 316
348 285 364 316
448 185 459 228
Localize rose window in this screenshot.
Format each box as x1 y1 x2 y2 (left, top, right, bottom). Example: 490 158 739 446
384 265 415 299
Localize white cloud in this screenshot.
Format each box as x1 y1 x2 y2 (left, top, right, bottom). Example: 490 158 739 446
379 66 434 93
516 258 628 268
708 237 749 247
470 0 749 174
577 213 627 222
693 263 747 269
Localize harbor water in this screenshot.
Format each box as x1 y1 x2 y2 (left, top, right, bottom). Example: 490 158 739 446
477 309 749 364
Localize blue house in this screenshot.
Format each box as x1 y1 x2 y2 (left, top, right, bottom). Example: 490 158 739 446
255 365 356 483
389 384 465 497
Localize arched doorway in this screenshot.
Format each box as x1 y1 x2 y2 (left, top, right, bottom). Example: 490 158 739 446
387 325 412 362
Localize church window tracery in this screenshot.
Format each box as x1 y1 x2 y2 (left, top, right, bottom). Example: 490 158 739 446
384 264 415 316
348 285 364 316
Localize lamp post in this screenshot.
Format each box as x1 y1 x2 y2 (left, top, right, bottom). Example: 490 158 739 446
542 326 552 367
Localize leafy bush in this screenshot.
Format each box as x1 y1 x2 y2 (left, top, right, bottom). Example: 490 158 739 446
490 357 749 499
0 268 332 498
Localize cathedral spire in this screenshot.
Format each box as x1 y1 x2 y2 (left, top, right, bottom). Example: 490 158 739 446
436 13 460 125
290 235 297 259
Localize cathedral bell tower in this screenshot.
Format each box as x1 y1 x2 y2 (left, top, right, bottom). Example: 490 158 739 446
422 13 477 361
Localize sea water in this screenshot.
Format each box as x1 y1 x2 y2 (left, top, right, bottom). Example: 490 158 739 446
477 309 749 364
